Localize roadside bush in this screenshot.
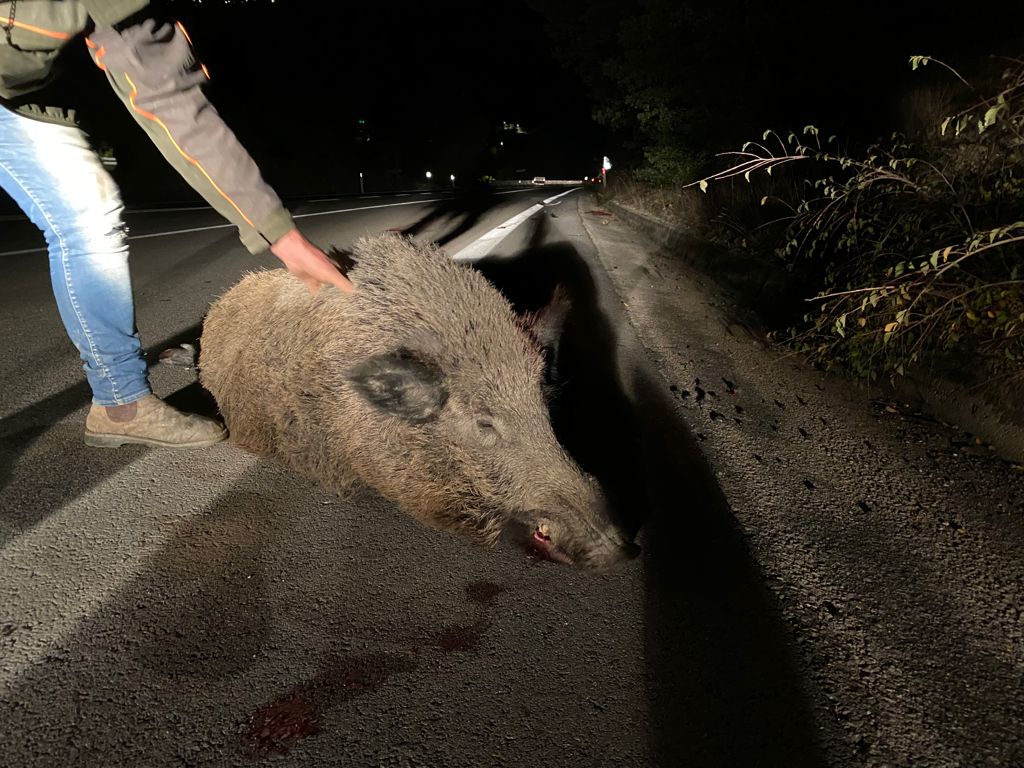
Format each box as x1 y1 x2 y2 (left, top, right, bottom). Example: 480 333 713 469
693 56 1024 382
634 145 707 188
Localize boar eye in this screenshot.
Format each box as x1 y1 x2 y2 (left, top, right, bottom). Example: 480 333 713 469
468 398 499 442
471 398 494 427
474 416 500 447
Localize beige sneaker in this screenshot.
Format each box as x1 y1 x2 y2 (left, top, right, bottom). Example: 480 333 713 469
85 394 227 449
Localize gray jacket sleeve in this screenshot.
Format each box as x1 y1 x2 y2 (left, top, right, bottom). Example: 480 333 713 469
87 15 295 254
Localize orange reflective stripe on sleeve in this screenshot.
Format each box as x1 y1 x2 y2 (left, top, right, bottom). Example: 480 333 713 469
123 73 255 228
11 19 73 40
84 38 107 71
175 21 194 46
175 23 209 79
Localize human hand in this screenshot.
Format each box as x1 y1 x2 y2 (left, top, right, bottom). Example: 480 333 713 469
270 228 355 295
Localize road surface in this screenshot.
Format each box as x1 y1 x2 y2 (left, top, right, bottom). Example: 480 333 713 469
0 187 1021 767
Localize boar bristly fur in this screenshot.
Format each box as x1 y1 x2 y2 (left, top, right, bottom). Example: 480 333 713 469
199 234 637 569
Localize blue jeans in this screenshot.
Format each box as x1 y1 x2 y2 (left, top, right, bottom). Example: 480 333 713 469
0 107 150 406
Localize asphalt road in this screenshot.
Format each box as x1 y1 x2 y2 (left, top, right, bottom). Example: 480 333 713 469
0 187 1021 767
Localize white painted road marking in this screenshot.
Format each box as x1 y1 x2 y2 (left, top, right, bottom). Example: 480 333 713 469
451 187 579 262
0 187 553 257
0 450 259 694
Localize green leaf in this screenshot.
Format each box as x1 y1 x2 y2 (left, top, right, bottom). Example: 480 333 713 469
699 180 709 193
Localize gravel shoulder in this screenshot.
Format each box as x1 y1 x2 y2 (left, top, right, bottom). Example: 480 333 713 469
579 196 1024 768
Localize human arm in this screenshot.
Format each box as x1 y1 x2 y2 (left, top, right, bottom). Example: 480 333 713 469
83 4 352 293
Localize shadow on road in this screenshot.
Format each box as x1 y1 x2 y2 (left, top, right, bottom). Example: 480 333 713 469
0 474 529 765
0 323 214 544
473 218 828 766
2 213 827 764
0 485 279 765
401 188 508 247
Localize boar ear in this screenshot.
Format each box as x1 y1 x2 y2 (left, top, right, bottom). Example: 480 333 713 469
348 349 448 423
521 285 571 391
527 284 571 351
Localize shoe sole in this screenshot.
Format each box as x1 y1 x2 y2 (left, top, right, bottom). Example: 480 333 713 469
84 431 228 449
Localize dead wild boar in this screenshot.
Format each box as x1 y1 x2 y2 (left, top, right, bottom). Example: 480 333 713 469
198 234 638 569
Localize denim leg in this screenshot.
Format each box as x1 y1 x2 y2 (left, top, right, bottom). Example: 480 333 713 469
0 108 150 406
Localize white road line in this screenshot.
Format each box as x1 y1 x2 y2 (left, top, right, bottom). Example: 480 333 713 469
1 207 210 221
0 245 65 256
129 223 235 240
292 198 447 220
0 450 259 694
493 188 539 196
123 205 211 214
0 198 450 256
0 188 567 257
451 187 579 262
0 223 239 255
0 189 535 222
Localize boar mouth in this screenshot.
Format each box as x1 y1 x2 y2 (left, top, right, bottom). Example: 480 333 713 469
529 526 574 565
503 513 639 569
502 518 574 565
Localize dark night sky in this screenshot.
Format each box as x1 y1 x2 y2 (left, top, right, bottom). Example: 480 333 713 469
32 0 603 202
180 1 603 173
8 0 1024 205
